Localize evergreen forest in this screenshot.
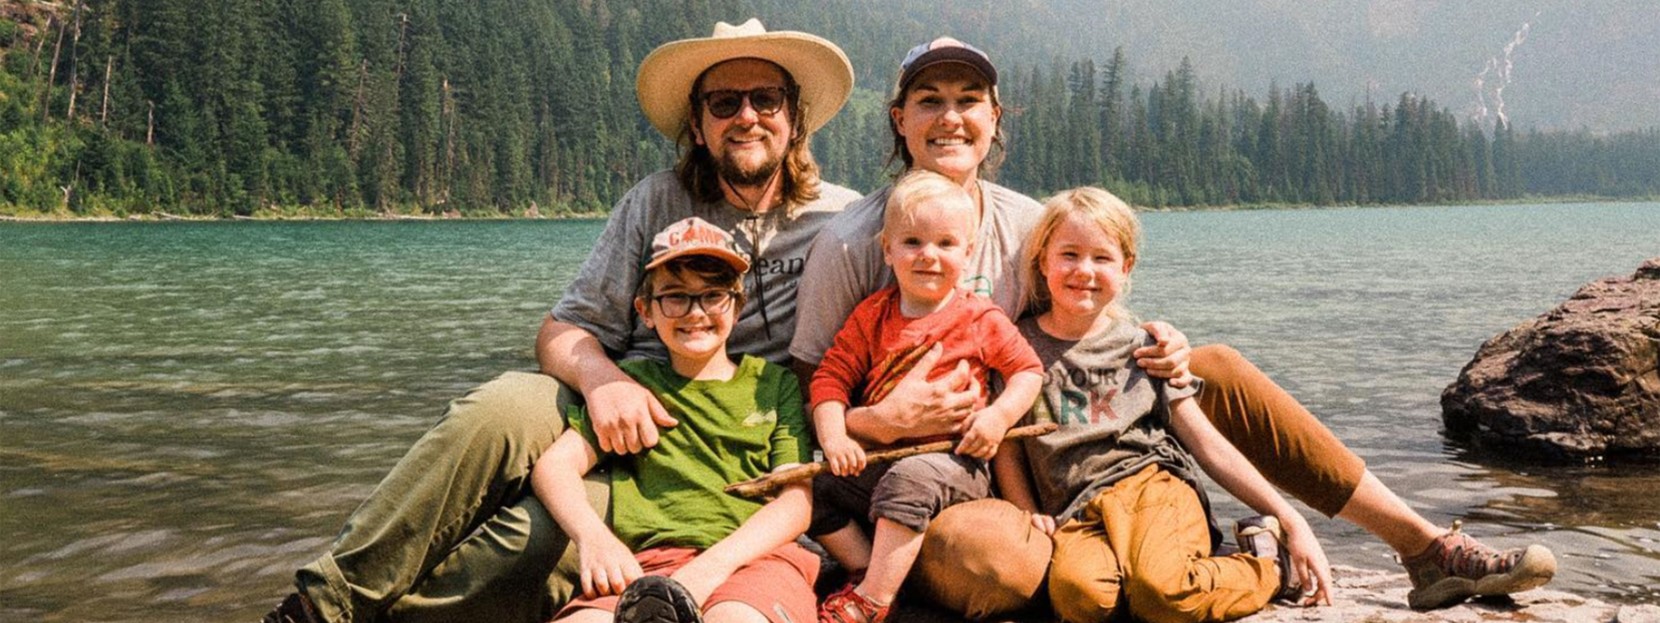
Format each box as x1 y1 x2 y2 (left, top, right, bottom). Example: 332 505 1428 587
2 0 1657 218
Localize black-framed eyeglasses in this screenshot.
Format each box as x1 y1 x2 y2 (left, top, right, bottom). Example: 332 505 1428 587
651 290 739 318
698 87 792 120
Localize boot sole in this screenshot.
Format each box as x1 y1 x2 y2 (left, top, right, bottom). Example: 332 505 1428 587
616 575 704 623
1407 545 1557 610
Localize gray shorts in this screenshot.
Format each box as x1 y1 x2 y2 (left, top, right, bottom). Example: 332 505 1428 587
808 452 992 536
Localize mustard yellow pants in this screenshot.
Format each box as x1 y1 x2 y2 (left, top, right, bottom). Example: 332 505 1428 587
1048 465 1277 623
913 345 1364 618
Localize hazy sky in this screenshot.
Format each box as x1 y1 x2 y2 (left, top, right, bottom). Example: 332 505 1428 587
782 1 1659 132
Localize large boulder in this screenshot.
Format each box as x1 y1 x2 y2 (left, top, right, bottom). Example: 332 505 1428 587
1441 258 1660 462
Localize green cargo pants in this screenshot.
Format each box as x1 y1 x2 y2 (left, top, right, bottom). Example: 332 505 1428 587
296 371 603 623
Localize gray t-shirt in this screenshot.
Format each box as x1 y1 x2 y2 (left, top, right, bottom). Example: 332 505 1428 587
789 180 1043 365
551 170 862 364
1016 315 1204 522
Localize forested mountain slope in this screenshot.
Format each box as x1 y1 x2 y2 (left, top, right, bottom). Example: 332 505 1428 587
2 0 1654 216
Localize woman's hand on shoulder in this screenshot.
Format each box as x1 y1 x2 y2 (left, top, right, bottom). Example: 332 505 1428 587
1135 320 1195 388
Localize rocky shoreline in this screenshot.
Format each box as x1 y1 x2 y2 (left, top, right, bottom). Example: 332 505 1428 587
1241 565 1656 623
894 565 1656 623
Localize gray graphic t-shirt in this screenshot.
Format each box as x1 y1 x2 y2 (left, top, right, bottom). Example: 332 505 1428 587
1017 316 1205 522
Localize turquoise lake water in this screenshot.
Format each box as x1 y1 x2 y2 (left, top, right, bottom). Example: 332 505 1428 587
2 202 1657 620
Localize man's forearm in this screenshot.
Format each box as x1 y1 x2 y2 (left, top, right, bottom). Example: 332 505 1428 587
844 402 906 446
795 356 904 445
537 315 628 391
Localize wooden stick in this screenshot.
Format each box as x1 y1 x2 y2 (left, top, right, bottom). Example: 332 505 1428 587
724 422 1058 498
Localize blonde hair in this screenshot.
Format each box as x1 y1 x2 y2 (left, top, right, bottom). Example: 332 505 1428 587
1021 186 1141 319
882 169 975 238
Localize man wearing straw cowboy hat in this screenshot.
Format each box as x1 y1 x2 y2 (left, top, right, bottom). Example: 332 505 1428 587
264 19 857 623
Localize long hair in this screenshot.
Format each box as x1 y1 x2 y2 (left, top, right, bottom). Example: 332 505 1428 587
1020 186 1141 320
676 65 823 212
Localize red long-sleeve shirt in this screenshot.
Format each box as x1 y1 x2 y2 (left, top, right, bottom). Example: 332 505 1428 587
809 286 1042 412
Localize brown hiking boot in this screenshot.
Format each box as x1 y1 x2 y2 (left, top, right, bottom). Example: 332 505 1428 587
1400 520 1557 610
261 592 322 623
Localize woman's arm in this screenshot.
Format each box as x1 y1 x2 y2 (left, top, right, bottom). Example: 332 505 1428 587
1169 397 1332 605
844 344 979 445
670 474 813 606
529 430 642 598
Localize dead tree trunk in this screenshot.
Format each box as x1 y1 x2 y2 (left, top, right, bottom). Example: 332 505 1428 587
29 16 55 81
393 13 409 82
65 1 85 122
100 55 112 125
42 13 68 122
146 100 155 145
439 77 456 205
347 59 368 158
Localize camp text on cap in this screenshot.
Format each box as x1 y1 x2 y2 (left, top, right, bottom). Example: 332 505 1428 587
645 217 752 273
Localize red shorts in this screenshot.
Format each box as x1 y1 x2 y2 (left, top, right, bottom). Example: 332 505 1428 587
557 542 819 623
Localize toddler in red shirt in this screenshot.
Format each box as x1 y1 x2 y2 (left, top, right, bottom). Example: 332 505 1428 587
808 170 1044 623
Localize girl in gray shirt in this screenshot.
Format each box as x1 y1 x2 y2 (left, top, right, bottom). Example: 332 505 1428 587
997 187 1331 623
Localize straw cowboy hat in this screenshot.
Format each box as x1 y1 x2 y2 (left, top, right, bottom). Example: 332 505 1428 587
636 19 854 142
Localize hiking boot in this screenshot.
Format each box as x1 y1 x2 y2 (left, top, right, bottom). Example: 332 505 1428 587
818 583 890 623
616 575 704 623
1400 520 1557 610
261 592 321 623
1234 515 1302 601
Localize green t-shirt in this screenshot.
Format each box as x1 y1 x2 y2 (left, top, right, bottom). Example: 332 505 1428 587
568 355 811 551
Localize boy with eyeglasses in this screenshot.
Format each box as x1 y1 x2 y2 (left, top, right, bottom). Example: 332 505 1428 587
530 216 818 623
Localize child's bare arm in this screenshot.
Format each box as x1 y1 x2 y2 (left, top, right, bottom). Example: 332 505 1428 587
1169 397 1332 605
993 442 1057 535
671 473 812 606
814 401 868 476
530 430 641 598
957 370 1043 459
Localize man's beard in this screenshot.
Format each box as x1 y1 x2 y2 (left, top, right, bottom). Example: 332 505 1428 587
716 148 784 187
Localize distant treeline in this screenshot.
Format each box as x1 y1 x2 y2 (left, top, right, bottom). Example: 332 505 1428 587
2 0 1656 217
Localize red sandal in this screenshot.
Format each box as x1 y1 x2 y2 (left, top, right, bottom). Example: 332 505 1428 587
817 584 889 623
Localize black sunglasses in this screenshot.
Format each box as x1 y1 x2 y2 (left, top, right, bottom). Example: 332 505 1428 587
651 290 739 318
698 87 793 120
